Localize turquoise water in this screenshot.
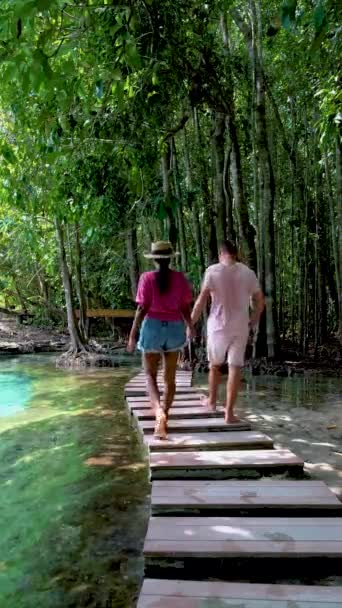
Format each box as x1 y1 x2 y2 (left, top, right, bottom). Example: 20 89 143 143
0 354 341 606
0 371 33 416
0 354 148 608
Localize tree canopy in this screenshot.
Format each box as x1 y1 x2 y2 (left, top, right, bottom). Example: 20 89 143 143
0 0 341 356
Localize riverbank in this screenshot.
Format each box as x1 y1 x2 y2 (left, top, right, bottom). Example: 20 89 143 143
0 321 69 354
1 321 341 376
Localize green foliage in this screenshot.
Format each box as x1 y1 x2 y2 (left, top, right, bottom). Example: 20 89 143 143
0 0 340 345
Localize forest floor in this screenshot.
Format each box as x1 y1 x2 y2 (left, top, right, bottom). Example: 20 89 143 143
0 319 69 354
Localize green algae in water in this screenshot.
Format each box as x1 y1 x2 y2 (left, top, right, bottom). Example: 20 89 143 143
0 356 149 608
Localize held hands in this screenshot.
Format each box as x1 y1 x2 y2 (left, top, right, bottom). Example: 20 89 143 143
186 324 196 340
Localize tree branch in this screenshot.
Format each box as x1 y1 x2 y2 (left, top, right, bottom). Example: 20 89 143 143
163 111 190 142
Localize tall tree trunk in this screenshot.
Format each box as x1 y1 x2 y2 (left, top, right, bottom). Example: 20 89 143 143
212 111 227 244
324 150 341 332
172 137 187 270
231 4 279 356
74 222 88 340
336 131 342 338
221 13 257 270
223 143 236 241
193 108 217 264
183 127 205 279
161 143 178 247
126 225 140 300
55 218 85 352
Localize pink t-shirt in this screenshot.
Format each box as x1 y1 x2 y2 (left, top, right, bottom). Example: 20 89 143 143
203 262 260 334
136 270 192 321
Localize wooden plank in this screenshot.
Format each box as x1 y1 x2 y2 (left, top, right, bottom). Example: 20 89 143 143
146 431 273 452
138 579 342 608
127 394 205 405
150 449 304 479
127 398 207 410
125 385 198 396
133 406 224 420
151 480 342 509
75 308 135 318
138 417 251 434
144 516 342 558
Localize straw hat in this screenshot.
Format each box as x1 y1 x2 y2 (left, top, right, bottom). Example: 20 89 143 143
144 241 179 259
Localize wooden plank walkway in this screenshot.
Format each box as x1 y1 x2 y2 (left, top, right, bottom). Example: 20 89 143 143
138 417 251 434
151 480 342 512
127 396 206 415
123 370 342 605
127 395 207 407
133 406 224 420
125 385 198 396
138 579 342 607
145 431 273 452
149 449 304 479
144 516 342 558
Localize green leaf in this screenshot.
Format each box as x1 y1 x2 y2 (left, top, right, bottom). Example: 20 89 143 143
313 4 326 30
37 0 52 10
14 0 37 18
1 144 17 164
310 27 326 53
125 42 140 69
112 67 122 81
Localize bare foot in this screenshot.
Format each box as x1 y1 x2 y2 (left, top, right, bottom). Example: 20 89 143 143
200 396 217 412
154 409 168 440
225 413 242 424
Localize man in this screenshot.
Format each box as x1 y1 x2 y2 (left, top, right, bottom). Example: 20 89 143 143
191 240 264 424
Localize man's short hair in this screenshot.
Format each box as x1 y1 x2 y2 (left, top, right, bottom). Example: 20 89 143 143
220 240 238 257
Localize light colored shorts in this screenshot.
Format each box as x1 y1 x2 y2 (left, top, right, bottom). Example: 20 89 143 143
138 318 186 353
207 330 249 367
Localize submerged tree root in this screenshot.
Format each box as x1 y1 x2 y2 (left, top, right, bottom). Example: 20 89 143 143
56 347 118 369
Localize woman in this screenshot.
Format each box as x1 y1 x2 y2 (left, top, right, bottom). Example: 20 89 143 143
127 241 193 439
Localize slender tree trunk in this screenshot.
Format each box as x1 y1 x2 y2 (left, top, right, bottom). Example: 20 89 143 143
212 111 227 244
172 138 187 270
223 143 236 241
161 143 178 247
74 223 88 340
336 131 342 338
126 225 140 300
324 150 341 331
55 218 85 352
250 0 278 358
221 13 257 270
193 108 217 264
184 127 205 278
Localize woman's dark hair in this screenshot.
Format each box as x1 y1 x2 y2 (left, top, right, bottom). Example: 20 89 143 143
155 258 171 294
220 239 239 258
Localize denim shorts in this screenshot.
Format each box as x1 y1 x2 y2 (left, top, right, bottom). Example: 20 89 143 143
138 318 186 353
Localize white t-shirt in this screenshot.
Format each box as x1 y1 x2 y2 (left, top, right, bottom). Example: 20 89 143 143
203 262 260 334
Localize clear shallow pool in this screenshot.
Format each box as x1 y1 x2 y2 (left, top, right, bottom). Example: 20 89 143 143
1 355 341 607
0 354 149 608
0 371 33 416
